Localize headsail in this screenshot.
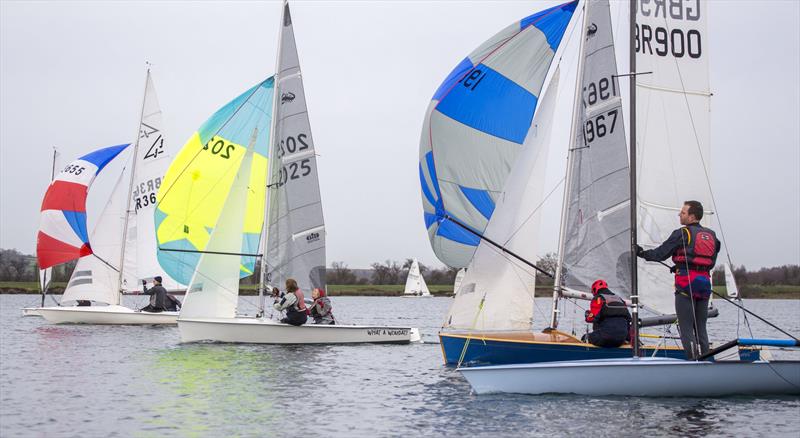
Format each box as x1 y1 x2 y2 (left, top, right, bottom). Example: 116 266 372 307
36 144 129 269
265 1 326 294
635 0 712 314
419 1 578 268
180 135 259 319
155 78 275 286
444 70 561 331
561 0 631 296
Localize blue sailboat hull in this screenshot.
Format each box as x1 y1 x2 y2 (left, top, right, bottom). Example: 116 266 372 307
440 331 687 367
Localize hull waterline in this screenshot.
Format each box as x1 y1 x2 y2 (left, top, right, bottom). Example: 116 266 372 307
37 305 178 324
459 357 800 396
178 317 421 344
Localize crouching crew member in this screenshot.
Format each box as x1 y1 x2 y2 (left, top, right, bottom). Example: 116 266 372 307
310 288 335 325
273 278 308 326
584 279 631 348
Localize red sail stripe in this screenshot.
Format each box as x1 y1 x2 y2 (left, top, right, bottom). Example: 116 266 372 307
36 231 92 269
40 181 88 212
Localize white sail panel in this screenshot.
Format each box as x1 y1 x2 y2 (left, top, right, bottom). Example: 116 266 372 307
562 0 631 296
265 2 326 294
443 71 560 331
62 167 137 304
635 0 712 314
724 263 739 298
180 141 257 319
420 1 578 269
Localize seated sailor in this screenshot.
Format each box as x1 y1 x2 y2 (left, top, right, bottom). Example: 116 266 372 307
140 276 178 312
273 278 308 326
583 279 631 348
310 288 335 325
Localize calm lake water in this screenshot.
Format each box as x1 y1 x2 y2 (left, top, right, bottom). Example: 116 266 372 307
1 294 798 437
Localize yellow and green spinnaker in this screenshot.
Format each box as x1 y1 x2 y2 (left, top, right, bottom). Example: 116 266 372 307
155 77 275 285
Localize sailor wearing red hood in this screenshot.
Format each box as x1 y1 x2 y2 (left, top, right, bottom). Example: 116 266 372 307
310 288 335 325
273 278 308 326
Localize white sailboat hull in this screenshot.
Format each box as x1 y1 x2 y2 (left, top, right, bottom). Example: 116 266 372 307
38 305 178 325
178 317 421 344
459 357 800 397
401 294 433 298
22 307 43 317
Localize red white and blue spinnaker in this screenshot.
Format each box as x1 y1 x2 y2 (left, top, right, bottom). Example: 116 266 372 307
36 144 129 270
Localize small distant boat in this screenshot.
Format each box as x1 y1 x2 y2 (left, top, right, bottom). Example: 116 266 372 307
34 68 181 325
403 259 432 297
173 1 419 345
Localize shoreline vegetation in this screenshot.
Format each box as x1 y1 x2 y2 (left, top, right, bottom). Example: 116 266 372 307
1 282 798 299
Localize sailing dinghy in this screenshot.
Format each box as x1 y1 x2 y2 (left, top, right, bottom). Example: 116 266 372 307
35 68 182 325
174 1 419 344
458 0 800 396
423 0 684 366
403 259 431 297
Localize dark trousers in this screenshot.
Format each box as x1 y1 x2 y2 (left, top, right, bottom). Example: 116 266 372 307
281 309 308 326
587 318 629 348
675 293 709 359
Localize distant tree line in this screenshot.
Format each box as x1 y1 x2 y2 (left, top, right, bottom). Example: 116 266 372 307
2 248 798 288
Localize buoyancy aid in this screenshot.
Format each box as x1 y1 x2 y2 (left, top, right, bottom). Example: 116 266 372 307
291 289 308 314
586 289 631 323
672 224 718 270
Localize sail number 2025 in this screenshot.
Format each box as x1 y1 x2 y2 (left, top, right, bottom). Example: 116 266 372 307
203 138 235 159
584 109 619 144
275 159 312 187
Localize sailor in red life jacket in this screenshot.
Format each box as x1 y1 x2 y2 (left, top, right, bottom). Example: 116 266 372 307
310 288 335 325
636 200 721 359
273 278 308 326
583 279 632 348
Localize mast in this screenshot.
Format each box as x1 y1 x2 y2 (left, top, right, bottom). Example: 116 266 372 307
628 0 640 357
117 65 151 303
258 1 286 314
550 2 589 329
41 146 58 307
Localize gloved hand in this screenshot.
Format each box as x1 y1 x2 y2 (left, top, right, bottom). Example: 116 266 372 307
273 302 282 311
142 279 147 286
635 244 644 257
669 264 678 274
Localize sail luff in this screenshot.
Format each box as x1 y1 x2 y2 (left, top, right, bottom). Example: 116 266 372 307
550 1 589 329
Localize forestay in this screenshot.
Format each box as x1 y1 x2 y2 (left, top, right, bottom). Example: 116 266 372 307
634 0 712 314
561 0 631 296
419 1 577 269
156 78 275 286
443 70 560 331
265 2 326 294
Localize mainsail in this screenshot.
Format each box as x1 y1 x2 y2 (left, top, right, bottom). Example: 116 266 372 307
155 78 275 286
265 1 326 294
403 259 430 297
635 0 712 314
560 0 631 296
36 144 129 269
419 1 578 269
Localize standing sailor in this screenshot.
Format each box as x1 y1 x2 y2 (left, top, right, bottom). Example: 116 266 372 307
583 279 631 348
636 200 721 359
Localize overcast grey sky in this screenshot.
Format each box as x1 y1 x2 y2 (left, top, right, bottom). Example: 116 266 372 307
1 0 798 270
